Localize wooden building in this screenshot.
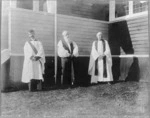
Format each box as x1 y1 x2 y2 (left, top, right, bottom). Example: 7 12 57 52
1 0 149 91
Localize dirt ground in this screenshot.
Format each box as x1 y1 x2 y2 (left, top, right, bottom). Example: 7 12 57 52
1 82 150 118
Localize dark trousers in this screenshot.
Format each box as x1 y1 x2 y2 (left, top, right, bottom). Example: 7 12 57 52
61 57 75 86
29 79 42 91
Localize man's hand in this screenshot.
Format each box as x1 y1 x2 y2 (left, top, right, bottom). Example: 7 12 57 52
30 56 35 61
104 51 108 56
98 54 103 59
66 51 71 57
34 56 41 61
30 56 41 61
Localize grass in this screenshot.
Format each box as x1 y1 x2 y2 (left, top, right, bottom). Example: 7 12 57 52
1 82 150 118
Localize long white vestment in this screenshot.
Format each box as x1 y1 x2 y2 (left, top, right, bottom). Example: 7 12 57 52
22 41 45 83
88 40 113 83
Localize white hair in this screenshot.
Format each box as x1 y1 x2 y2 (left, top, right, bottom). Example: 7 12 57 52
96 32 102 38
28 29 35 34
62 30 68 36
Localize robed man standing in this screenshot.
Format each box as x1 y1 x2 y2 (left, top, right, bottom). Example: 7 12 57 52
57 31 79 86
88 32 113 84
22 29 45 91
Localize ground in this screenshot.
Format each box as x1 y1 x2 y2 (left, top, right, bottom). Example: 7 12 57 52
1 82 150 118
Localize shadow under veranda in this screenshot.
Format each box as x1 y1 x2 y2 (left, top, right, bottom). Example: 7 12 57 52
1 79 140 93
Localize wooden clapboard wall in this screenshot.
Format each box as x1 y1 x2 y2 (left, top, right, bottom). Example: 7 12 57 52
10 8 108 56
57 0 109 21
1 1 9 50
109 15 149 55
8 8 108 89
109 14 149 82
10 8 55 55
126 16 149 55
123 15 149 82
17 0 109 21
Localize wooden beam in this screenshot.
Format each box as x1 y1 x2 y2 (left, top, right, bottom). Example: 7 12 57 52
43 0 48 12
0 0 1 49
10 0 17 8
46 0 56 14
109 0 115 21
33 0 39 11
46 0 58 84
148 1 150 58
129 1 133 15
54 0 57 85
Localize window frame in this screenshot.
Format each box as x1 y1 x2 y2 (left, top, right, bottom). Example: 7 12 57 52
113 1 148 22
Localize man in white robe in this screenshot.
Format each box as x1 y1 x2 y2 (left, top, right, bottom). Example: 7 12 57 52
22 29 45 91
88 32 113 84
57 30 79 86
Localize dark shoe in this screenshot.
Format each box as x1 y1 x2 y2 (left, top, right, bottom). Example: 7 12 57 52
28 82 33 92
37 81 42 91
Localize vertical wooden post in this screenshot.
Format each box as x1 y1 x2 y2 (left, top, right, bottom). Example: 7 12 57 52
54 0 57 85
46 0 56 14
148 1 150 58
43 0 48 12
33 0 39 11
47 0 57 84
10 0 17 8
129 1 133 16
148 1 150 113
109 0 116 21
0 0 2 97
9 0 17 51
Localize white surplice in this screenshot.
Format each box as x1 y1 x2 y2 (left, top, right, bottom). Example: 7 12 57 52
21 41 45 83
88 40 113 83
57 40 79 57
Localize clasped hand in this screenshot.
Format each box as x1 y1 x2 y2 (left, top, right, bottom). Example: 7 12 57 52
67 52 74 58
30 56 41 61
98 54 105 59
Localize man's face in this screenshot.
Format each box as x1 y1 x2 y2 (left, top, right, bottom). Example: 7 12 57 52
97 33 102 39
64 33 69 39
28 32 34 39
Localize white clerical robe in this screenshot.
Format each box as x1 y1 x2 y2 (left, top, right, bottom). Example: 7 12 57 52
22 41 45 83
88 40 113 83
57 40 79 57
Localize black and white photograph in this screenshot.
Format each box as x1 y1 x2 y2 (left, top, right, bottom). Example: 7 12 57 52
1 0 150 118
